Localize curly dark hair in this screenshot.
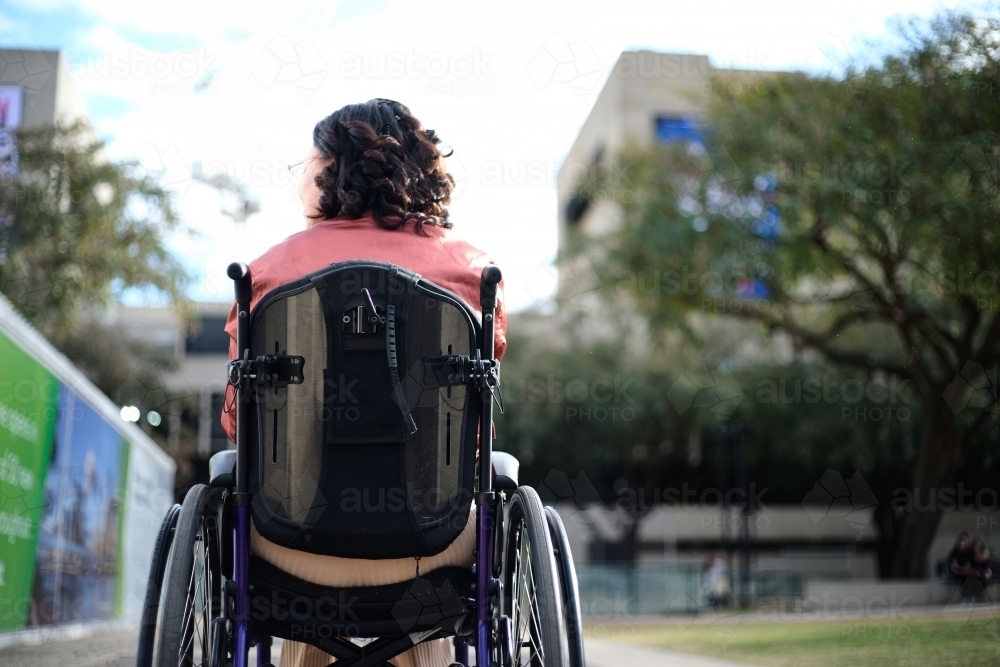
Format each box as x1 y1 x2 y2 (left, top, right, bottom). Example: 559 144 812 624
310 99 455 233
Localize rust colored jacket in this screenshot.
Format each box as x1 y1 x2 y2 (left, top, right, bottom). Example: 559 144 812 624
221 216 506 442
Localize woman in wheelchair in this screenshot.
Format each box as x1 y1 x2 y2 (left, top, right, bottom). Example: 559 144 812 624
137 99 584 667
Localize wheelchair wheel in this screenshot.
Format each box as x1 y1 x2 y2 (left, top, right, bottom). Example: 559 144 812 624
501 487 569 667
136 503 182 667
154 484 225 667
544 507 585 667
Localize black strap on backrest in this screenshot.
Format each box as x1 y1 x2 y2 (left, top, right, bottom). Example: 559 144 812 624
385 266 418 438
311 263 419 444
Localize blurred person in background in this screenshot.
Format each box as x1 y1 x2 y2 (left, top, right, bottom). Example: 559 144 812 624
703 550 732 608
947 532 973 582
971 537 993 587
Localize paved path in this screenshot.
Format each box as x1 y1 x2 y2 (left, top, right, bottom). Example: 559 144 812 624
586 638 756 667
0 628 138 667
0 629 749 667
0 627 760 667
0 628 289 667
6 605 997 666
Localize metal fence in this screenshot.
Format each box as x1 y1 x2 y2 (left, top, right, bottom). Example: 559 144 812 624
576 563 703 617
576 563 855 616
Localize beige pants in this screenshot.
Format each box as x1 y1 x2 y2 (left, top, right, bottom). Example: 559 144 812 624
251 506 477 667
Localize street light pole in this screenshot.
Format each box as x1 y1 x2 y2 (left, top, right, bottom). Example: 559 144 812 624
734 419 751 609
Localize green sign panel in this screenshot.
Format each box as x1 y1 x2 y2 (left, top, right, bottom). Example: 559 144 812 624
0 332 59 631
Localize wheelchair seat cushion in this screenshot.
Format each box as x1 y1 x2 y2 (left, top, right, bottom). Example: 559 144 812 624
249 555 475 640
248 505 475 588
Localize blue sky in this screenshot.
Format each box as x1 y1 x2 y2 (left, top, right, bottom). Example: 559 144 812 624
1 0 970 310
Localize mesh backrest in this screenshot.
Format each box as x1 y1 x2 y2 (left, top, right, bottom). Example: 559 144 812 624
246 261 480 559
401 289 472 526
253 287 326 525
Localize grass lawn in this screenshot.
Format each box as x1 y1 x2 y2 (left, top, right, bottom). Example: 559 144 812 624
588 609 1000 667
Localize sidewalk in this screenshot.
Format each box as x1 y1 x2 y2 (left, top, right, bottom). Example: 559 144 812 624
0 627 137 667
2 629 754 667
586 638 758 667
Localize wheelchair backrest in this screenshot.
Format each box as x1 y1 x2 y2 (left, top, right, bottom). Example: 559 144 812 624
245 260 481 559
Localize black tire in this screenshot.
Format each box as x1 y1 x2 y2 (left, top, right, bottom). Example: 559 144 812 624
136 504 182 667
154 484 225 667
544 507 585 667
500 487 569 667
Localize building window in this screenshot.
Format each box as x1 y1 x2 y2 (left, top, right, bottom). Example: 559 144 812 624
565 191 590 225
564 145 606 226
655 116 703 145
185 316 230 354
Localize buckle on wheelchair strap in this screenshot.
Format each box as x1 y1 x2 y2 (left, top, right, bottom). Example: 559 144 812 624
424 353 504 412
227 352 306 389
424 354 497 389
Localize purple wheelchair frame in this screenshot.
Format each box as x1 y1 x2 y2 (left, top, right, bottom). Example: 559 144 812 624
226 262 503 667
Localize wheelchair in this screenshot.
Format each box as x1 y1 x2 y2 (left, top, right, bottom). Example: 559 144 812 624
136 261 585 667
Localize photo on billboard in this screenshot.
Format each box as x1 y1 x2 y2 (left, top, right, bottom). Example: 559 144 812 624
29 386 125 627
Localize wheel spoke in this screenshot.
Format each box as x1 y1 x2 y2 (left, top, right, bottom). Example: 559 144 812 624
178 519 212 667
178 554 198 664
194 552 206 665
524 559 545 666
509 515 546 667
513 530 529 664
526 572 545 664
152 489 221 667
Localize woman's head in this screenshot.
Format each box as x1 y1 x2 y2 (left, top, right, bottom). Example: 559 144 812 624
298 99 454 232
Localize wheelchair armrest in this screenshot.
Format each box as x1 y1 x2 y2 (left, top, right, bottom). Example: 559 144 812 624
492 452 519 492
210 449 237 488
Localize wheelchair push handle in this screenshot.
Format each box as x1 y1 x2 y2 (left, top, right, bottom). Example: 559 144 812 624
228 261 253 498
480 265 502 310
228 262 253 305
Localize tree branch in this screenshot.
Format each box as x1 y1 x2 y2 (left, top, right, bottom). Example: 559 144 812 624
956 296 982 362
973 307 1000 366
724 304 914 379
962 406 997 446
811 229 894 313
910 315 958 378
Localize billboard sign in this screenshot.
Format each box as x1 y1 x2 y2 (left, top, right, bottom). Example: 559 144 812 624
0 318 174 633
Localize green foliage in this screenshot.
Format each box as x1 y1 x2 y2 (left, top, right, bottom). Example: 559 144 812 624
566 10 1000 575
0 122 189 340
495 322 972 507
0 122 191 406
581 12 999 402
496 327 689 498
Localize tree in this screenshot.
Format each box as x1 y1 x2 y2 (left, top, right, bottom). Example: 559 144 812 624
497 316 959 567
0 122 189 334
0 122 191 404
495 322 692 561
578 12 999 577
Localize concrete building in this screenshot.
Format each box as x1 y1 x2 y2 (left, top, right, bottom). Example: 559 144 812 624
108 303 233 460
544 51 778 355
556 51 771 267
0 48 90 131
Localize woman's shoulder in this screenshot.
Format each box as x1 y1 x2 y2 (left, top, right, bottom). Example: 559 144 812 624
246 216 496 284
249 217 364 264
430 224 496 261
